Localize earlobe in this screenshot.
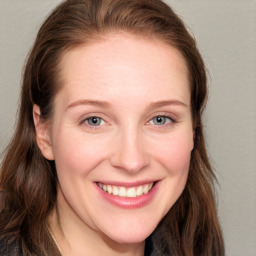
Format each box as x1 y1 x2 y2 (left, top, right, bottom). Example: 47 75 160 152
33 104 55 160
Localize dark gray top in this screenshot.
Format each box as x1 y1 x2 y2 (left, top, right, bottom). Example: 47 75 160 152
0 237 23 256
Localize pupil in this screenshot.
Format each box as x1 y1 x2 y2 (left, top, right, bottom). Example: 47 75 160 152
157 116 163 123
88 117 101 126
153 116 166 126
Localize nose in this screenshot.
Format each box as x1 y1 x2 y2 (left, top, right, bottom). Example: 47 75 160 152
110 128 149 174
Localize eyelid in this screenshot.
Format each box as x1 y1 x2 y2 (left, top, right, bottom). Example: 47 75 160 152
85 116 105 126
78 112 177 130
79 114 108 129
150 116 173 124
147 112 177 123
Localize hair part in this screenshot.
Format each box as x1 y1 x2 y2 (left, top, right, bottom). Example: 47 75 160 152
0 0 224 255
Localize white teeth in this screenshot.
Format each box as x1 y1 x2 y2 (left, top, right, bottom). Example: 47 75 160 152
143 184 150 194
107 185 112 194
112 186 119 195
119 187 126 197
136 186 143 196
127 187 136 198
98 182 154 197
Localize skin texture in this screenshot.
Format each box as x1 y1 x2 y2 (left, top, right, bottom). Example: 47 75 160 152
34 33 194 256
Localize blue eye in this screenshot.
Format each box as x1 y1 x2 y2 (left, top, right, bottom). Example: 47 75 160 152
85 117 104 126
151 115 171 125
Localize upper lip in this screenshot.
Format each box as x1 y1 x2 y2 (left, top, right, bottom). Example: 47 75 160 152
95 180 158 187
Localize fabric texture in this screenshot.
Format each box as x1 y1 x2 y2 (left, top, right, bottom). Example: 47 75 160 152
0 237 23 256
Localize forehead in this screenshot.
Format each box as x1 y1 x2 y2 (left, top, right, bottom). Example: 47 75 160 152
57 33 190 106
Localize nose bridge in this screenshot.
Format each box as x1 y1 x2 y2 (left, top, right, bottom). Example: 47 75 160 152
111 124 149 173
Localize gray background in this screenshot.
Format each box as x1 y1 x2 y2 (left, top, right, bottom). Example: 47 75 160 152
0 1 255 255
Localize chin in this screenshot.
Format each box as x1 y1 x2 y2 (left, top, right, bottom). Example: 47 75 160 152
104 224 156 245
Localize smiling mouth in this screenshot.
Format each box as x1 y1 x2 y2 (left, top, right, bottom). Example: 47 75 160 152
97 182 155 198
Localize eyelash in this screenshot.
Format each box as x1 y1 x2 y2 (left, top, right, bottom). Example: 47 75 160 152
80 116 106 130
148 115 176 127
80 114 176 130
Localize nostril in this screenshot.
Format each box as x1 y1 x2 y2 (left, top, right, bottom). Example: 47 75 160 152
110 133 149 172
111 157 149 173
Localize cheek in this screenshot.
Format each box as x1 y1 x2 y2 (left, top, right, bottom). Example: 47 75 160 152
153 132 193 174
52 130 108 177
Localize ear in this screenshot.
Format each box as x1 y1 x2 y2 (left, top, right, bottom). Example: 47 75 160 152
33 104 55 160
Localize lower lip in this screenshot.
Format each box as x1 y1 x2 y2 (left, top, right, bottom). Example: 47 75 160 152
95 182 159 209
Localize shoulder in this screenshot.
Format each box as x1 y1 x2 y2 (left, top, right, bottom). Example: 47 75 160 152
0 192 22 255
0 236 23 256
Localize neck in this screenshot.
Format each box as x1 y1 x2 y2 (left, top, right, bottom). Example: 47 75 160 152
47 189 145 256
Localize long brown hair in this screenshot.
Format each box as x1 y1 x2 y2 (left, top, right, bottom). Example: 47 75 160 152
0 0 224 255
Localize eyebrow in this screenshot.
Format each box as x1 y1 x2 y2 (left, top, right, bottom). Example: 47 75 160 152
66 99 188 111
66 99 112 111
147 100 188 109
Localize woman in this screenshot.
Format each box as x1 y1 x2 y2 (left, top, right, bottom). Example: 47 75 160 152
0 0 224 255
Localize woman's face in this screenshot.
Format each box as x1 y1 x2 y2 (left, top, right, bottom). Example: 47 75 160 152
37 34 194 244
